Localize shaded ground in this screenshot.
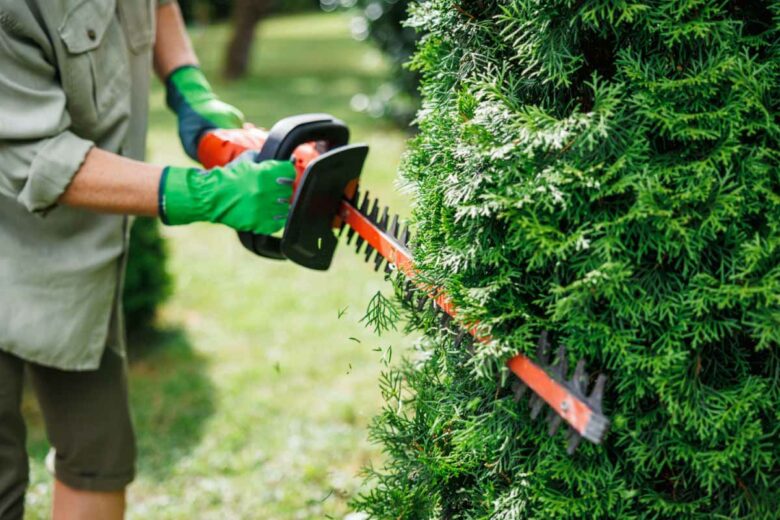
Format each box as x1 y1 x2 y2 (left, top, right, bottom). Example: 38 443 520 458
23 12 412 519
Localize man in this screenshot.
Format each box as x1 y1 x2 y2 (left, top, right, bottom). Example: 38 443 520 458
0 1 295 518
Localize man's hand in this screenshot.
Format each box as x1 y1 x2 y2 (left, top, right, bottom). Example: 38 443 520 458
160 152 296 235
166 66 245 161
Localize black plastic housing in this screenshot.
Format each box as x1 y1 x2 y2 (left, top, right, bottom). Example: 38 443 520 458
237 114 367 270
282 144 368 270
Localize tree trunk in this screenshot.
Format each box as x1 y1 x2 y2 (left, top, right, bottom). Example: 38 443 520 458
223 0 274 80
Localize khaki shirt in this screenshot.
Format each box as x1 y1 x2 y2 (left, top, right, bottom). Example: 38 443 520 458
0 0 170 370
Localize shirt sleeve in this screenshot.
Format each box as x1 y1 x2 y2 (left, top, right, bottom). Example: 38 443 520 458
0 3 94 214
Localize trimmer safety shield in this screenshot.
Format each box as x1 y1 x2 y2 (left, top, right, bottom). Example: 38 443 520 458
282 144 368 270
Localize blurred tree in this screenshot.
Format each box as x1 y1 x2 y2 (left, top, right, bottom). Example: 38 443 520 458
222 0 317 80
224 0 275 79
177 0 234 22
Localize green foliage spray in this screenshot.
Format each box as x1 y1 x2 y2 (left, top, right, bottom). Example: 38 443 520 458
354 1 780 518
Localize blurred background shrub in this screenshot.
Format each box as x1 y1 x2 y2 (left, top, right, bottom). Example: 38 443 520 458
323 0 419 126
124 218 172 332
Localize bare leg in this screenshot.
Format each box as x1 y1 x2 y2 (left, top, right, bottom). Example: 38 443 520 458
52 479 125 520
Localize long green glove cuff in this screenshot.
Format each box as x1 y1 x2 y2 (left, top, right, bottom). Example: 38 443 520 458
159 159 296 235
166 65 245 160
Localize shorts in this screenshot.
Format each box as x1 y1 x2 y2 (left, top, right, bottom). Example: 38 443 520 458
0 347 136 520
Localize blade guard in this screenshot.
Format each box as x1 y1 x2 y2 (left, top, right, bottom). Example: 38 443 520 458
238 114 367 270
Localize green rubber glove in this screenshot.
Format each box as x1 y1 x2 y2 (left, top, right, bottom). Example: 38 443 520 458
166 65 245 160
159 151 296 235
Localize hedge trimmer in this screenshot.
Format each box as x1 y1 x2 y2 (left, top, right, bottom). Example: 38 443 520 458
198 114 610 453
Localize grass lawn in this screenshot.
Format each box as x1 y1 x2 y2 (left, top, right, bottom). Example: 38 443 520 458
22 12 414 519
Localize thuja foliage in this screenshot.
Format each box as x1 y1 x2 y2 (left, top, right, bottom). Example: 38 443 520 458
354 1 780 518
363 290 401 336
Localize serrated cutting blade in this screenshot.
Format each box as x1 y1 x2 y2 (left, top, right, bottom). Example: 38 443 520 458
337 195 609 452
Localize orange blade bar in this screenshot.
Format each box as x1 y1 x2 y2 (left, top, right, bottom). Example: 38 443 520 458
339 200 606 442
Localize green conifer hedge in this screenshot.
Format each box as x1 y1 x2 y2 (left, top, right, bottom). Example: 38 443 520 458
355 1 779 517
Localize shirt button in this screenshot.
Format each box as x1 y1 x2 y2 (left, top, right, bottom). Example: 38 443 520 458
87 29 97 40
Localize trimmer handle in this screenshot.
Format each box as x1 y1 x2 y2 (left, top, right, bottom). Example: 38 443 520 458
241 115 349 260
197 114 350 261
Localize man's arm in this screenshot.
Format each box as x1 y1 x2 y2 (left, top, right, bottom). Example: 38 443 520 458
58 1 198 215
58 148 162 216
153 1 198 80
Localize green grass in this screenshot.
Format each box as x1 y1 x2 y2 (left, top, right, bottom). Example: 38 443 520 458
23 12 413 519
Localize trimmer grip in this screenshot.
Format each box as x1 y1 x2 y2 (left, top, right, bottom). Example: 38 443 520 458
195 127 284 260
195 114 353 266
239 115 351 263
197 127 269 169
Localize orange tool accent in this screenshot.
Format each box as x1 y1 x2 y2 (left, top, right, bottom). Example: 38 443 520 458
198 127 268 168
198 127 319 192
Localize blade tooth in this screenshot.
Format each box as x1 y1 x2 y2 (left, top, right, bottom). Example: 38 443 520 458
358 191 370 214
553 344 568 380
400 226 410 247
511 380 527 402
384 261 393 275
453 328 466 348
439 312 452 330
346 227 356 245
349 187 361 205
353 193 370 252
364 244 375 263
548 411 563 437
338 186 351 236
529 394 545 419
582 410 610 444
587 374 607 413
570 359 588 396
441 312 452 325
566 430 583 455
416 295 427 312
573 358 586 384
464 335 475 355
372 208 389 270
389 215 400 240
368 199 380 223
404 283 416 303
536 331 551 366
